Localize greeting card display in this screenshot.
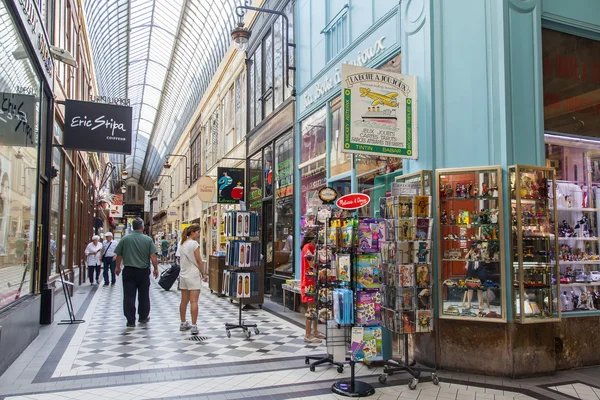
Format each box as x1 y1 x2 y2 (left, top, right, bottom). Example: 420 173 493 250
356 254 381 289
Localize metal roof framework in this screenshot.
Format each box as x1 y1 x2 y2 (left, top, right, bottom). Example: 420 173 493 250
82 0 243 188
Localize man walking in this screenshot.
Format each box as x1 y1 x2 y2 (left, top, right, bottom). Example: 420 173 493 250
115 218 159 328
101 232 118 286
161 236 169 264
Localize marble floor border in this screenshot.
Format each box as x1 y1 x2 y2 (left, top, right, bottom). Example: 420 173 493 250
539 380 600 400
32 286 98 383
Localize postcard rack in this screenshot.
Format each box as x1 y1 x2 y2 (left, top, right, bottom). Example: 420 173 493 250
223 210 261 339
378 193 439 390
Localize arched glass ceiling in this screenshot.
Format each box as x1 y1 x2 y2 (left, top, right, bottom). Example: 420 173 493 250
82 0 244 188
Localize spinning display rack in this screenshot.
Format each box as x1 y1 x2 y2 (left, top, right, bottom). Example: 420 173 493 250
223 210 262 338
378 193 438 389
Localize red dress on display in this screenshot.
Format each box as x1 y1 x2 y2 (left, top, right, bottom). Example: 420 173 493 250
301 243 316 304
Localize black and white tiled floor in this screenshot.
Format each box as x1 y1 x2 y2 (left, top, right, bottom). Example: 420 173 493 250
58 274 321 376
1 263 599 399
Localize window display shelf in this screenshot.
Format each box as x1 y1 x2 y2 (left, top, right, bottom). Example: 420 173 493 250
551 207 600 212
437 166 506 322
558 261 600 265
561 282 600 287
556 237 600 241
509 165 560 323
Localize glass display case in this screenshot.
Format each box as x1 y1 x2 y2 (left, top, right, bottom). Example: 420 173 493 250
394 170 433 196
546 134 600 314
509 165 560 323
436 167 506 321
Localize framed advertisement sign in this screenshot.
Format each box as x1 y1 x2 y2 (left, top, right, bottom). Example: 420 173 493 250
217 167 244 204
64 100 132 154
109 194 123 218
341 64 417 159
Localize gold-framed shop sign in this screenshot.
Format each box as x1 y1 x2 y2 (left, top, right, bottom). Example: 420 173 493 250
342 64 417 159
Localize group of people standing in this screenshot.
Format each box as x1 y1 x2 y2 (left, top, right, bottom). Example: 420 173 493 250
84 219 207 333
84 232 118 286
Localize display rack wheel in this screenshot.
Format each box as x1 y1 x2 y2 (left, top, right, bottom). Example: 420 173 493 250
414 370 421 378
408 378 418 390
432 373 440 386
378 374 387 384
254 328 260 335
230 299 233 303
226 331 231 338
310 365 316 372
337 366 344 373
305 358 310 365
244 330 251 339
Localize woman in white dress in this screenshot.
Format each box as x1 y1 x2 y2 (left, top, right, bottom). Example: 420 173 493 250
178 224 207 334
85 235 103 285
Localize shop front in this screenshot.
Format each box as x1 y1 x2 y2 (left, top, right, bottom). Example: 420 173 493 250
0 0 54 375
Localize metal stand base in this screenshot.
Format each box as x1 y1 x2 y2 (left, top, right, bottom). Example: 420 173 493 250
378 336 439 389
58 319 85 325
331 380 375 397
305 355 344 373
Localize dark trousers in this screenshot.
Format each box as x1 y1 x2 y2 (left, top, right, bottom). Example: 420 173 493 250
122 267 150 324
88 265 101 283
103 257 116 284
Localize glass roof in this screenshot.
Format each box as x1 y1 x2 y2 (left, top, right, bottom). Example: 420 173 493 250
83 0 243 187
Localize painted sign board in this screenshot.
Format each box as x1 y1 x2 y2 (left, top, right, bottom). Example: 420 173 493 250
336 193 371 210
341 64 418 159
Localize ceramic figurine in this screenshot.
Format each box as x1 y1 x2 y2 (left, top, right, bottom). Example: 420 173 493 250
467 181 474 198
456 183 461 198
471 209 479 225
444 184 453 199
457 209 463 225
460 184 467 198
440 182 446 199
450 210 457 225
481 183 489 197
440 209 448 225
490 208 498 224
538 178 548 198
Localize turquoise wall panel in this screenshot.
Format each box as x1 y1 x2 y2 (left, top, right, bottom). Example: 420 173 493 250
542 0 600 34
310 0 327 81
349 1 374 41
373 0 396 22
505 0 544 166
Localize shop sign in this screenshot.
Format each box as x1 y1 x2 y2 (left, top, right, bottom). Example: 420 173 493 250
63 100 132 154
276 185 293 198
166 207 178 222
0 92 36 147
144 190 151 212
109 194 123 218
123 204 143 217
196 176 215 202
336 193 370 210
14 0 54 83
318 187 338 204
392 182 419 196
302 37 387 112
217 167 244 204
342 64 418 159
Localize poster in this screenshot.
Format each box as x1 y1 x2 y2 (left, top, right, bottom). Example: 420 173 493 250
109 194 123 218
341 64 417 159
217 167 244 204
0 92 37 147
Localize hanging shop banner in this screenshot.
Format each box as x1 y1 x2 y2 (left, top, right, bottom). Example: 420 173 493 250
144 190 151 212
217 167 244 204
0 92 36 147
196 176 216 202
341 64 418 159
63 100 133 154
336 193 371 210
109 194 123 217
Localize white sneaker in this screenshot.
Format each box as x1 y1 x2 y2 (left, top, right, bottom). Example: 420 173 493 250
191 325 199 335
180 321 191 331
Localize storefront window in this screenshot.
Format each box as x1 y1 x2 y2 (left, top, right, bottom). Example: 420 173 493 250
300 158 327 216
0 0 42 308
274 132 294 276
543 29 600 314
50 147 62 275
249 152 263 214
357 156 403 217
330 97 352 177
300 107 326 164
264 146 273 198
61 163 72 267
255 44 262 126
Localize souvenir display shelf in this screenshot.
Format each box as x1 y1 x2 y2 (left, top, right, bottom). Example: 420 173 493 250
552 179 600 314
305 209 345 374
377 193 439 389
394 170 434 196
509 165 561 323
436 166 507 322
223 210 262 338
